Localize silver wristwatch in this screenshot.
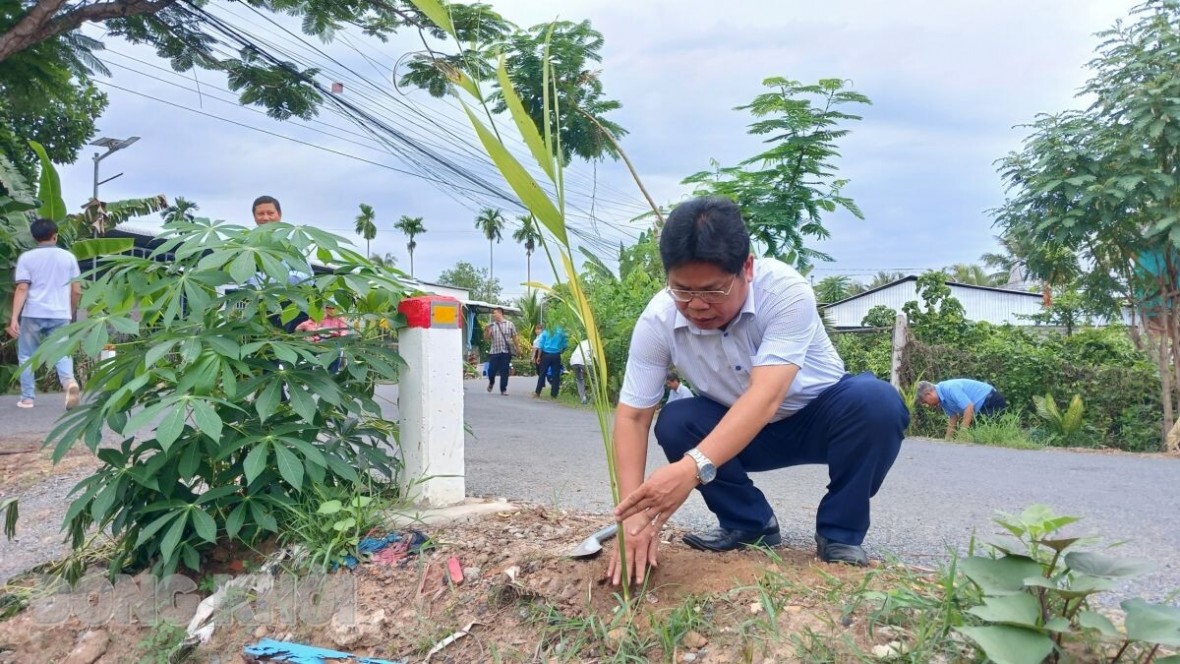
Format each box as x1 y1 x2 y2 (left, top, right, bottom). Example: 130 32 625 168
685 448 717 485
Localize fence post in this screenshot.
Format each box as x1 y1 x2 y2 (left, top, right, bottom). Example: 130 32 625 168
395 295 466 506
890 312 908 390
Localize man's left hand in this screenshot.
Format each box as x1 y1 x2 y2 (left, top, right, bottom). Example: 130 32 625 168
614 458 698 535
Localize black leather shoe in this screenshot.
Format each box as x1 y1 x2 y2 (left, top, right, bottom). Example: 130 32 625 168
683 517 781 552
815 533 869 566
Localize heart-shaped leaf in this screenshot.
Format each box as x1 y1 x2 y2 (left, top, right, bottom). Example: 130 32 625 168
1065 551 1155 578
961 555 1045 595
1123 599 1180 647
1077 610 1120 639
967 593 1042 628
956 625 1054 664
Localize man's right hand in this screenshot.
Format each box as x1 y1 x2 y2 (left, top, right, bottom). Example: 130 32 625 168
606 513 660 586
6 321 17 338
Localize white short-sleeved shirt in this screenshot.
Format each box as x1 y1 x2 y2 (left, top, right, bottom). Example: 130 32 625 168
666 383 695 403
619 258 845 421
14 245 79 319
570 339 592 367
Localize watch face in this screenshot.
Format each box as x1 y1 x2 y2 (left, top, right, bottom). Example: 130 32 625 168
699 463 717 484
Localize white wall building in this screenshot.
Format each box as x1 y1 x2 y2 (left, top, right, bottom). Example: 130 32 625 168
821 276 1049 329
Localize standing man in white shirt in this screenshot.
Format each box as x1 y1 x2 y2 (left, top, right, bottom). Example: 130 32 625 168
7 218 82 409
607 197 908 585
569 337 593 404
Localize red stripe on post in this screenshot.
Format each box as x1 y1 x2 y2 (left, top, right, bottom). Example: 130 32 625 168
398 295 463 329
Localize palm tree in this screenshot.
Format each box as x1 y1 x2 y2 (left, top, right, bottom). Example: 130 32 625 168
354 203 377 258
868 271 906 288
161 197 199 223
370 252 398 269
814 275 854 304
474 207 506 282
944 263 1003 287
512 214 543 295
393 215 426 278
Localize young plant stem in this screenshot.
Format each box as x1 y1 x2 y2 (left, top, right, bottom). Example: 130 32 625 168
1111 640 1131 663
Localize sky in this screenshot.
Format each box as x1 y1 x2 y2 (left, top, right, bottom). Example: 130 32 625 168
55 0 1139 300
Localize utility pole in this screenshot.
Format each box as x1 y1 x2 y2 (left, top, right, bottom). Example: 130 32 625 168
89 136 140 209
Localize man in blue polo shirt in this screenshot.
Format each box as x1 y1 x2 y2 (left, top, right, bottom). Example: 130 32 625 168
533 324 568 399
916 378 1006 439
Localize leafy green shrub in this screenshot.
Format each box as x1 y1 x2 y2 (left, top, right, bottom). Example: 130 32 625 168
31 219 408 576
281 486 385 570
900 324 1161 451
956 505 1179 664
831 330 891 379
860 304 897 328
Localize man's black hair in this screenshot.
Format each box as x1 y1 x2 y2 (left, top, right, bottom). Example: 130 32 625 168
30 218 58 243
252 195 281 214
666 370 681 383
658 196 751 275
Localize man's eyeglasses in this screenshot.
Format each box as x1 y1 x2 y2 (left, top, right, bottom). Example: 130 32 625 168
666 275 738 304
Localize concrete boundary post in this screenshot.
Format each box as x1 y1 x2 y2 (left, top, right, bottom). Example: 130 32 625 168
396 295 465 506
890 312 908 390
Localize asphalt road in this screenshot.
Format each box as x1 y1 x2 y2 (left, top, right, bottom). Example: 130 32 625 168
4 382 1176 604
441 379 1180 604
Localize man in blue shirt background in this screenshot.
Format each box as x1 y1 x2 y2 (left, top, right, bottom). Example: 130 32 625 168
533 324 568 399
916 378 1006 439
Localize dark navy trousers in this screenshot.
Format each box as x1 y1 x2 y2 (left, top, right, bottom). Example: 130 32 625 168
654 372 908 546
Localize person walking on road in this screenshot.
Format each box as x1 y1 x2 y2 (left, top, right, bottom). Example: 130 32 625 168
485 307 518 395
570 337 593 404
607 197 909 586
533 324 568 399
916 378 1006 439
7 218 82 410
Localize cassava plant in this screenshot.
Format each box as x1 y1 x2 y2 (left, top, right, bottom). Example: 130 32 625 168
956 505 1180 664
26 217 409 576
405 0 663 601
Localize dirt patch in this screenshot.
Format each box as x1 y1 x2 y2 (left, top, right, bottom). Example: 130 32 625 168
0 434 98 492
0 506 898 663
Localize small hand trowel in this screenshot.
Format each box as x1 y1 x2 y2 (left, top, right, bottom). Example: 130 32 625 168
567 523 619 558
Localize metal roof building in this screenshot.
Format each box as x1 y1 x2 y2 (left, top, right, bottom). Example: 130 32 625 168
820 276 1048 329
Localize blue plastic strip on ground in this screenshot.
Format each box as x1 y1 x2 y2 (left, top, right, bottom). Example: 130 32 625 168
243 638 402 664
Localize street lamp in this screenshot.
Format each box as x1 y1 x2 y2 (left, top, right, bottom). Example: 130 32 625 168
90 136 140 202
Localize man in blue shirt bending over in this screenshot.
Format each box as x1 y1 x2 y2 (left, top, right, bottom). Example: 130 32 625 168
916 378 1006 439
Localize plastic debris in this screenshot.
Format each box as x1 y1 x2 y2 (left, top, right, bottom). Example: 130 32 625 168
337 530 429 569
446 556 464 585
424 622 478 662
243 638 400 664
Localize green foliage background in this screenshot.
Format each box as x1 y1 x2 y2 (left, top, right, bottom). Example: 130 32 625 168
835 324 1160 451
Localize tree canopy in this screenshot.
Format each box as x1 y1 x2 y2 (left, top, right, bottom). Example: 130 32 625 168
992 0 1180 449
437 259 501 303
399 16 627 165
684 77 870 273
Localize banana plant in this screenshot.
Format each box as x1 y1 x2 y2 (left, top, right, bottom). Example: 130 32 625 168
405 0 664 602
